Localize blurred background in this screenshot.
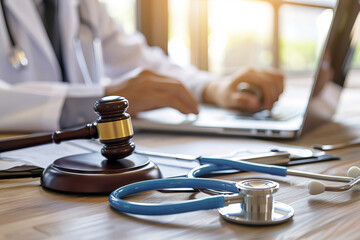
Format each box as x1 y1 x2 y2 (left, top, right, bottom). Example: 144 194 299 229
99 0 360 85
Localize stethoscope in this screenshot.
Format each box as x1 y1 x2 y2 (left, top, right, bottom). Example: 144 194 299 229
0 0 29 70
109 152 360 225
0 0 100 85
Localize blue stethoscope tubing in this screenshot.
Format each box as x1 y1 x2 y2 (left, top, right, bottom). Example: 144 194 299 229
109 158 288 215
109 156 357 215
109 178 238 215
192 157 353 182
195 157 287 176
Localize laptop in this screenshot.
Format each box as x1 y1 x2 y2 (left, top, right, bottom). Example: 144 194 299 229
132 0 360 139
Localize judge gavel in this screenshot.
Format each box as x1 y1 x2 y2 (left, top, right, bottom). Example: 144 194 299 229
0 96 134 159
0 96 162 194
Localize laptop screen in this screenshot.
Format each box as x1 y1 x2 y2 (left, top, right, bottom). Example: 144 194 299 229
300 0 360 134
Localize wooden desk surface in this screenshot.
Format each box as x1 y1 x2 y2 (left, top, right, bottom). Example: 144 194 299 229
1 89 360 240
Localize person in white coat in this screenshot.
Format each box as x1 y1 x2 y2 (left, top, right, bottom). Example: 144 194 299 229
0 0 283 132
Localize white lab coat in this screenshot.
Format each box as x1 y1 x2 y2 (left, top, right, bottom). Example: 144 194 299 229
0 0 215 132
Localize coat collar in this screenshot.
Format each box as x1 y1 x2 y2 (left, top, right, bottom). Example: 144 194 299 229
58 0 82 82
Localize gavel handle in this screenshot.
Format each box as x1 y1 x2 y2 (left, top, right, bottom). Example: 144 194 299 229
0 124 98 153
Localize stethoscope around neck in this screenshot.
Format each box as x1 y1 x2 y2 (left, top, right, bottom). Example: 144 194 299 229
0 0 29 70
0 1 100 85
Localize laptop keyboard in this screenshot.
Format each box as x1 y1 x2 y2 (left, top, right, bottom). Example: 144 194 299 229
229 106 303 121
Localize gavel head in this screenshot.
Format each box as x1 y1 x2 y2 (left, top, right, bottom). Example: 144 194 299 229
94 96 135 160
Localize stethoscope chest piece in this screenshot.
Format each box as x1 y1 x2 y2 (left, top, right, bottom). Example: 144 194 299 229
9 47 28 70
219 179 294 225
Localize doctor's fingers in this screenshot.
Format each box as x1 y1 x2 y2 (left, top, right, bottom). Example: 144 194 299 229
129 70 199 114
135 70 198 110
230 69 283 109
245 74 282 110
141 90 199 115
228 92 261 112
261 69 284 95
150 77 199 114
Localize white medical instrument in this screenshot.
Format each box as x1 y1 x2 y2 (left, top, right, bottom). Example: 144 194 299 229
0 1 100 84
308 166 360 195
186 157 360 195
135 149 359 194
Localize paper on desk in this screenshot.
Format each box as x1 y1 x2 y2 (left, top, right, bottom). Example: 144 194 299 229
70 135 324 169
0 141 94 169
0 135 324 171
63 138 295 169
0 159 25 170
131 133 324 169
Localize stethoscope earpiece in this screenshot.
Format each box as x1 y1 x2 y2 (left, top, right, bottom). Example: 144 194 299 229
308 166 360 195
347 166 360 178
308 180 326 195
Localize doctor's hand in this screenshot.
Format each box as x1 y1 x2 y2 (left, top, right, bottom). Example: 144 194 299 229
202 68 284 112
105 70 199 116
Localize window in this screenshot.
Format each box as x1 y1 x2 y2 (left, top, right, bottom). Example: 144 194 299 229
100 0 137 34
168 1 190 67
208 0 273 75
168 0 336 76
100 0 360 80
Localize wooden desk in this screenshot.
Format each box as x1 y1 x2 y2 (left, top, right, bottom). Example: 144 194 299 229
1 89 360 240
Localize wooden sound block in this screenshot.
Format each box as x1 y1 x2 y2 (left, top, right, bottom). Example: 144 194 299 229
41 153 162 194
